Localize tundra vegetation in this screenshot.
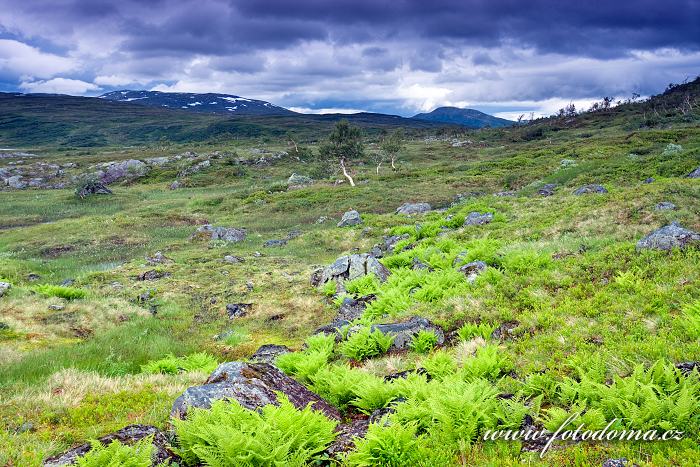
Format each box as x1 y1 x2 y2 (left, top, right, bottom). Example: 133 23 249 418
0 79 699 466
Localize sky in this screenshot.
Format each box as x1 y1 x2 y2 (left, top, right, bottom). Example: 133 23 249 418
0 0 699 118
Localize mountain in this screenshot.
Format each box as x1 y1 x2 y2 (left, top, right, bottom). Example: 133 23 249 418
99 90 297 116
412 107 513 128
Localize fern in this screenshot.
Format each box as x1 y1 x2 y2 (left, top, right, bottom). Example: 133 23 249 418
350 376 398 414
346 274 380 296
34 284 86 300
75 437 154 467
340 327 394 361
408 330 438 354
345 422 423 467
140 352 218 375
457 322 496 341
461 344 513 381
421 351 457 380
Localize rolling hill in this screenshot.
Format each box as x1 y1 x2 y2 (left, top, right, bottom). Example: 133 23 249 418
413 106 514 127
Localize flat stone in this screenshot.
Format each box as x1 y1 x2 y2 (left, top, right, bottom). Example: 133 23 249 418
636 222 700 251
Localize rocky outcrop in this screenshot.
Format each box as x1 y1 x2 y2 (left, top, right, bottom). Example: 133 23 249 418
226 303 251 319
314 295 375 337
636 222 700 251
192 224 246 242
396 202 431 215
369 234 410 258
171 362 341 420
573 184 608 195
327 419 370 457
263 239 287 247
95 159 150 184
464 212 493 226
43 425 177 467
178 160 211 177
145 251 173 265
337 210 362 227
313 254 391 286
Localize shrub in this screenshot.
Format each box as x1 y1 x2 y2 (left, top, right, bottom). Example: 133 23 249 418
140 352 218 375
34 284 86 300
340 327 394 361
75 437 153 467
408 330 438 354
173 396 337 466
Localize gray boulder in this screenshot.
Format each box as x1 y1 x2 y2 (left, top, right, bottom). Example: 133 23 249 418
250 344 291 364
6 175 27 189
459 261 488 283
171 362 341 420
687 167 700 178
573 184 608 195
636 222 700 251
226 303 252 319
367 317 445 351
369 234 410 258
43 425 177 467
655 202 677 211
538 184 557 196
178 159 211 177
318 253 390 284
99 159 149 184
396 202 432 215
643 177 655 184
464 212 493 226
76 181 112 198
337 210 362 227
288 173 313 186
0 282 10 297
263 239 287 248
192 224 246 242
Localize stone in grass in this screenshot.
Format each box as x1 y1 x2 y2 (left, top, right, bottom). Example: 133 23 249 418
395 202 432 215
601 460 628 467
287 173 313 186
43 425 177 467
643 177 655 184
463 212 493 226
315 253 391 285
573 184 608 195
636 222 700 251
250 344 291 364
75 181 112 198
357 317 445 351
688 166 700 178
224 255 245 264
676 361 698 375
226 303 252 319
0 282 10 297
459 260 487 283
538 184 557 196
192 224 246 242
654 202 677 211
136 270 170 281
263 239 287 248
337 210 362 227
171 362 341 420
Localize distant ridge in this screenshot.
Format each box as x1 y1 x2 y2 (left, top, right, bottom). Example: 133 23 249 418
413 106 513 128
100 90 297 116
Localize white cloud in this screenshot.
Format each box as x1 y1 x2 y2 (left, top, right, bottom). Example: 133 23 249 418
288 107 368 114
19 78 100 94
0 39 75 79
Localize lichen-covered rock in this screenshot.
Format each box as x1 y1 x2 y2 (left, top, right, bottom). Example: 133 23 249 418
459 260 487 283
326 419 370 457
145 251 173 265
396 202 432 215
43 425 177 467
688 166 700 178
171 362 341 420
654 202 677 211
464 212 493 226
178 159 211 177
369 234 409 258
250 344 291 364
573 184 608 195
365 317 445 351
636 222 700 251
136 270 170 281
601 459 628 467
263 239 287 247
337 210 362 227
226 303 251 319
192 224 246 242
0 282 10 297
318 253 390 284
98 159 149 184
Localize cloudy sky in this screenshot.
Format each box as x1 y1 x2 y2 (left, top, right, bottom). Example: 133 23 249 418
1 0 699 118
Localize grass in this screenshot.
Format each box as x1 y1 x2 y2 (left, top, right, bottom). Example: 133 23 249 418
0 79 700 465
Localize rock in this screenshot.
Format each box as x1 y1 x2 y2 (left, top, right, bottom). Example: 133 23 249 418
537 184 557 196
27 273 40 281
602 459 628 467
75 181 112 198
192 224 246 242
0 282 10 297
464 212 493 226
675 361 698 375
43 425 177 467
169 180 182 190
60 278 75 286
655 202 677 211
688 167 700 178
178 159 211 177
459 260 487 283
327 419 370 457
287 173 313 186
396 202 431 215
369 234 410 258
226 303 252 319
318 254 391 284
5 175 27 189
412 258 430 270
171 362 341 420
643 177 655 184
315 216 328 224
636 222 700 251
48 304 65 311
365 317 445 351
491 321 520 340
145 251 173 265
136 270 170 281
99 159 149 184
224 255 245 264
15 421 35 434
494 191 516 197
337 210 362 227
573 184 608 195
286 230 302 240
250 344 291 364
263 239 287 248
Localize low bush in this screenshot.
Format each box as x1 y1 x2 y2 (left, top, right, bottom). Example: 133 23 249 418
34 284 87 300
140 352 218 375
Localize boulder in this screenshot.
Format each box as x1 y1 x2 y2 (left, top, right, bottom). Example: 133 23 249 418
459 260 487 283
171 362 341 420
687 167 700 178
192 224 246 242
99 159 149 184
226 303 252 319
5 175 27 189
145 251 173 265
675 361 698 375
224 255 245 264
573 184 608 195
250 344 291 364
169 180 182 190
326 419 370 457
538 184 557 196
136 270 170 281
464 212 493 226
178 159 211 177
643 177 655 184
0 282 10 297
75 181 112 198
396 202 432 215
369 234 410 258
318 253 391 284
43 425 177 467
263 239 287 248
601 460 628 467
287 173 313 186
337 210 362 227
494 191 516 197
491 321 520 340
365 317 445 351
636 222 700 251
654 202 677 211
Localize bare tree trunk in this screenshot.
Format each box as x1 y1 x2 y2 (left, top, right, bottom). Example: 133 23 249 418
376 161 382 174
340 158 355 187
390 155 396 171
